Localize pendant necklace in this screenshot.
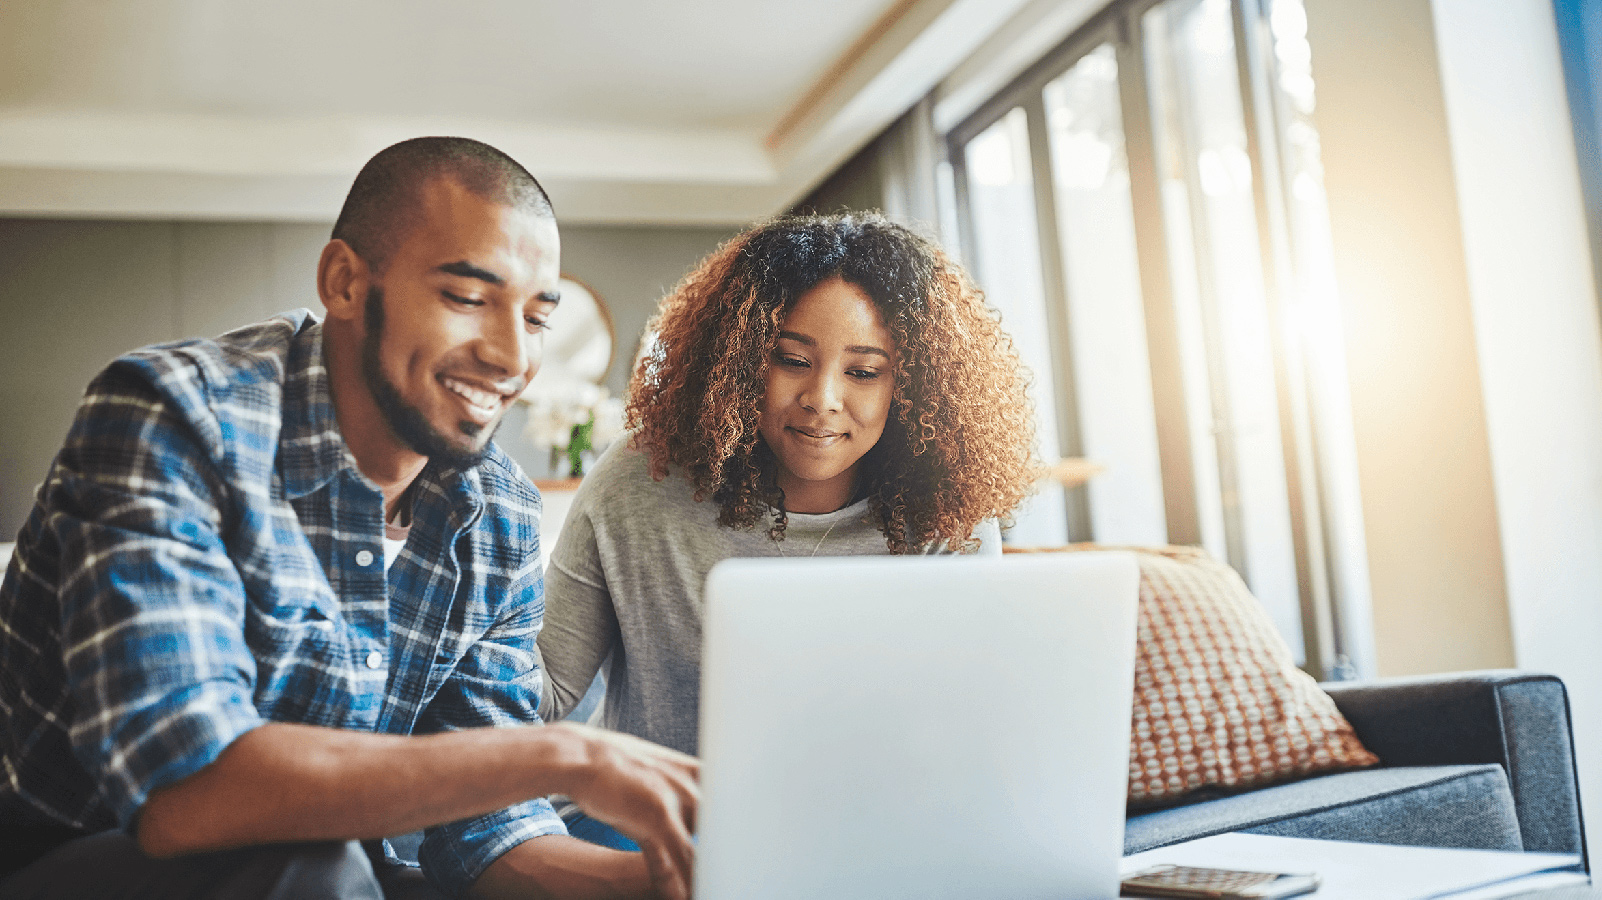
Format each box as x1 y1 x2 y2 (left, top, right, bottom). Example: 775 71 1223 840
775 518 841 557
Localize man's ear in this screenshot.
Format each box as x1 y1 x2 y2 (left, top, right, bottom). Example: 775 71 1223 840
317 239 369 324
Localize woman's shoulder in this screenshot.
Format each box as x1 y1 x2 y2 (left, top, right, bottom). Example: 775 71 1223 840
585 438 652 480
915 517 1004 555
573 439 699 517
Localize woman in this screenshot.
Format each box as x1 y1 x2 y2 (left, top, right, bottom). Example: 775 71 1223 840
538 213 1039 847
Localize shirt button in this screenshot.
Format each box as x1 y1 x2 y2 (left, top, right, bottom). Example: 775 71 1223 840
365 651 384 670
355 550 375 567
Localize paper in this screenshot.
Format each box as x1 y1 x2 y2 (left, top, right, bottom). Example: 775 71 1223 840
1120 833 1584 900
1442 870 1591 899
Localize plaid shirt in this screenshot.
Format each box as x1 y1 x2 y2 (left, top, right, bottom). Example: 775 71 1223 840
0 310 564 895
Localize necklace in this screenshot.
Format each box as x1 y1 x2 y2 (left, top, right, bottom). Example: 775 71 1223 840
775 519 841 557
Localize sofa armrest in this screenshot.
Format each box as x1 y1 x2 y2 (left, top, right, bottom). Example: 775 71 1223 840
1322 670 1586 861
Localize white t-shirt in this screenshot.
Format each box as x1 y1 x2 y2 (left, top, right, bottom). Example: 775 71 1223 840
383 521 409 573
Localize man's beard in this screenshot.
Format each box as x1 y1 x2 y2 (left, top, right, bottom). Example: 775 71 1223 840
362 286 499 469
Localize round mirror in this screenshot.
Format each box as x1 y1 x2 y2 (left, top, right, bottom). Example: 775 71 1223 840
520 275 615 400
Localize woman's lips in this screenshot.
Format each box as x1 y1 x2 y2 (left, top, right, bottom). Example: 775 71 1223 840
787 425 846 446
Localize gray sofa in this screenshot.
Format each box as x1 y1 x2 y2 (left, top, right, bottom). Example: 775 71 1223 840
391 670 1585 872
1124 670 1588 871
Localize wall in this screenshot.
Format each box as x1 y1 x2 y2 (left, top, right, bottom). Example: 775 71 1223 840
0 217 737 535
1430 0 1602 861
1301 0 1515 676
1304 0 1601 853
557 224 740 398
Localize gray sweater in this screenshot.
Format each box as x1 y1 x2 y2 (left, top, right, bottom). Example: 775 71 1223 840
537 441 1000 755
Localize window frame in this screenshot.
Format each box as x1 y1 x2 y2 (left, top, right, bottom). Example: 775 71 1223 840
946 0 1351 677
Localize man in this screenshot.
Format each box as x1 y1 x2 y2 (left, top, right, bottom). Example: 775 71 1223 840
0 137 697 900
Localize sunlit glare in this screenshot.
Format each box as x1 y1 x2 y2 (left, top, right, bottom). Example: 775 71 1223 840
1198 146 1253 196
968 116 1027 187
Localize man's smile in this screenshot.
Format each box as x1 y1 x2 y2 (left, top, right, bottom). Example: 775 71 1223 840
440 375 520 423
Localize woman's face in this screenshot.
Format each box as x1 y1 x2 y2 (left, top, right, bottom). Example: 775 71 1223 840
758 276 897 514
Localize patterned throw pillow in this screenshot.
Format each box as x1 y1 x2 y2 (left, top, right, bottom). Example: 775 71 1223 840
1012 544 1378 806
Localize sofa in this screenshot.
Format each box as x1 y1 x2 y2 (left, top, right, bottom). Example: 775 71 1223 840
387 671 1585 877
1124 669 1588 870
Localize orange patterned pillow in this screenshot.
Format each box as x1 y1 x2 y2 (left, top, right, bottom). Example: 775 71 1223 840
1011 544 1378 806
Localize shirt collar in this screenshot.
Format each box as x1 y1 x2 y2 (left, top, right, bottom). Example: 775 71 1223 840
278 319 355 500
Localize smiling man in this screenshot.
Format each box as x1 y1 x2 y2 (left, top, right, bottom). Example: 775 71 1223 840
0 138 698 900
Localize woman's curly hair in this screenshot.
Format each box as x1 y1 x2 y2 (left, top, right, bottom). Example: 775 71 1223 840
626 213 1040 552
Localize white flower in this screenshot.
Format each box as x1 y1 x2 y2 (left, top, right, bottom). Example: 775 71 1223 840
523 381 624 456
523 386 583 449
590 394 626 451
523 400 574 449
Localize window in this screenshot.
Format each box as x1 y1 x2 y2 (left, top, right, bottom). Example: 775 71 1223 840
946 0 1368 676
960 108 1072 545
1144 0 1302 648
1043 45 1167 547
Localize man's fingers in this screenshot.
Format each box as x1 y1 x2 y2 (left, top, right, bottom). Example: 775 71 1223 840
618 732 699 771
677 755 701 782
642 795 696 900
557 724 701 897
665 811 696 882
642 838 691 900
677 772 699 835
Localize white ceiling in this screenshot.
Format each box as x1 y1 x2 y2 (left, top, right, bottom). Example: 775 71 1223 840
0 0 1050 224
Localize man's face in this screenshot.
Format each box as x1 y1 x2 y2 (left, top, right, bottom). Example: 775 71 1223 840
360 177 560 468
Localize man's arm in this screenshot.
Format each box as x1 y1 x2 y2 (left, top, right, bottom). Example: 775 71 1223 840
47 360 696 898
472 837 652 900
138 720 698 899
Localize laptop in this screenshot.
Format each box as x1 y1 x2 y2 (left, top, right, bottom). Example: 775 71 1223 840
695 552 1141 900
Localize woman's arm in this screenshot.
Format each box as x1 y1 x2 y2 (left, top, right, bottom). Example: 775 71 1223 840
540 561 622 721
539 480 624 722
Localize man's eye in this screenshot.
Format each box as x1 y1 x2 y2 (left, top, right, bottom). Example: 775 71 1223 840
526 317 550 332
444 292 483 307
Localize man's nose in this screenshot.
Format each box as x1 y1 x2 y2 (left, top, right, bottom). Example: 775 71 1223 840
477 309 533 381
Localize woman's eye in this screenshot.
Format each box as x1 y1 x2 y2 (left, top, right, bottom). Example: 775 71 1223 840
779 355 809 368
850 369 881 380
526 317 550 333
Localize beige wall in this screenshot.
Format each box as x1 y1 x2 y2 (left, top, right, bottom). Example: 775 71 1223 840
1303 0 1515 677
0 218 737 536
557 223 740 397
1431 0 1602 859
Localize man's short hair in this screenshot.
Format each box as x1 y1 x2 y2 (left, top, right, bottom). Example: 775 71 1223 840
332 136 554 273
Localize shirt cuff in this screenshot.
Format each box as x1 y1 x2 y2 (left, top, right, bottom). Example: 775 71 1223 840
419 798 569 896
88 680 263 829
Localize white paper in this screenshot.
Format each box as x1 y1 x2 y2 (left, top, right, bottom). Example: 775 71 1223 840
1120 833 1584 900
1443 870 1591 899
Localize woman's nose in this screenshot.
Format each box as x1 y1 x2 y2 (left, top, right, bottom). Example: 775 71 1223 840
800 370 843 413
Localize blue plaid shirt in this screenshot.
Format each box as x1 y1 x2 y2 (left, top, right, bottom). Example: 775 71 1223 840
0 310 565 895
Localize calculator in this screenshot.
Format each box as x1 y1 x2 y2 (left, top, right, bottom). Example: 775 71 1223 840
1120 863 1321 899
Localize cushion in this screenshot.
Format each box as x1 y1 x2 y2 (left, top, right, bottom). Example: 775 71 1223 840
1124 764 1522 854
1012 544 1378 806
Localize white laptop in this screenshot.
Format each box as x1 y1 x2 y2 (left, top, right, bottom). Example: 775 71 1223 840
695 552 1141 900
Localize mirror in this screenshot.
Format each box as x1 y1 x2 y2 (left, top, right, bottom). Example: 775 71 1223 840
521 275 615 399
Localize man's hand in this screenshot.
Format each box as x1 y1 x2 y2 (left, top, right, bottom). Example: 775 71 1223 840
545 723 700 900
136 720 698 899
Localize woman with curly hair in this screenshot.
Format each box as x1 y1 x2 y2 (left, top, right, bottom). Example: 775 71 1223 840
537 213 1039 847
